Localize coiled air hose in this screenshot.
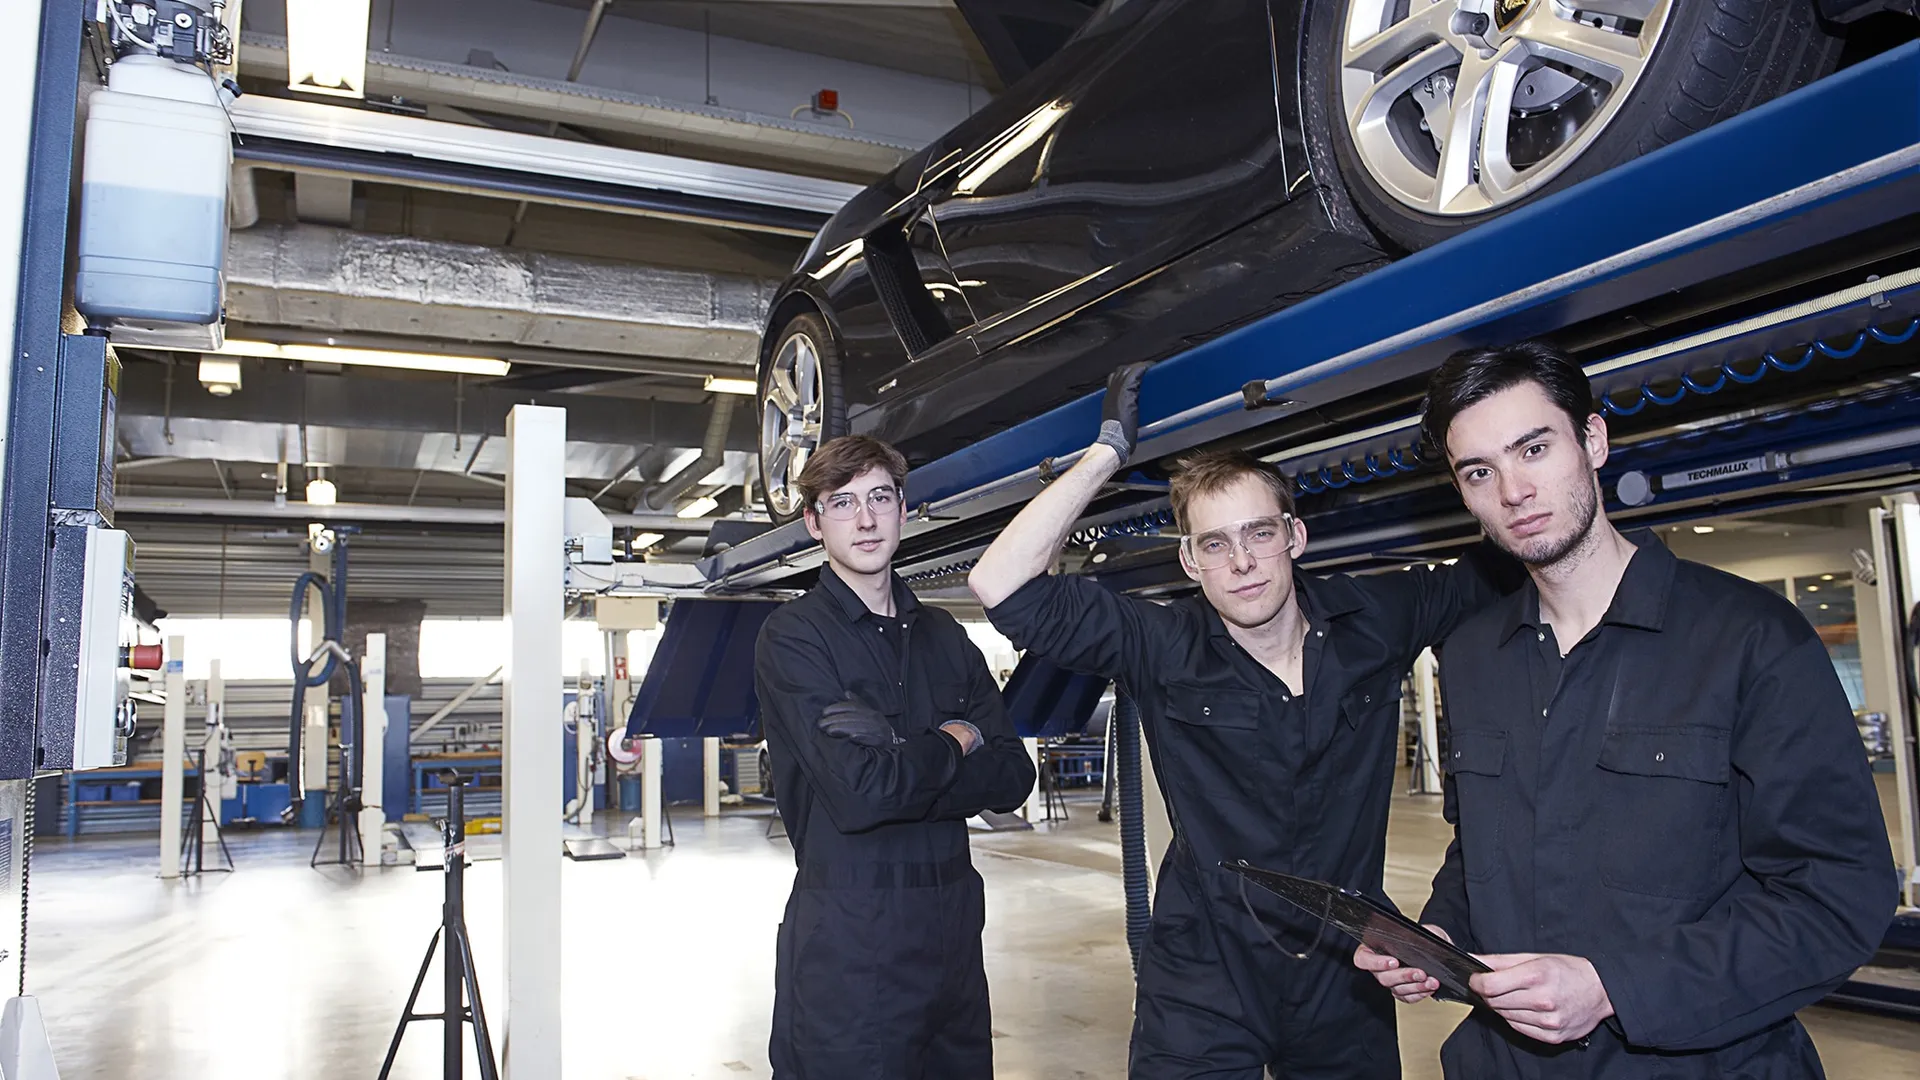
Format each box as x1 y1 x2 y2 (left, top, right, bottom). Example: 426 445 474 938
1114 687 1152 973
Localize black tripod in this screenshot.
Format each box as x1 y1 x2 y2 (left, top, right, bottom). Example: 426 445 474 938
181 749 235 876
379 774 499 1080
310 735 364 869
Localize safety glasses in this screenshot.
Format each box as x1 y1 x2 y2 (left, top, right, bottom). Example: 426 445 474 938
813 485 902 521
1179 515 1296 571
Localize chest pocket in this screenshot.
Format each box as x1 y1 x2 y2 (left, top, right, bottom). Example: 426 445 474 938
1340 671 1403 728
1443 729 1507 883
1166 683 1264 731
1595 728 1731 900
929 680 971 722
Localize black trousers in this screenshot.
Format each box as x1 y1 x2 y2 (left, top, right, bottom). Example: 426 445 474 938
770 862 992 1080
1130 856 1401 1080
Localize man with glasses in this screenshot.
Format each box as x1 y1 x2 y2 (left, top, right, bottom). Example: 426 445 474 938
756 434 1036 1080
969 364 1520 1078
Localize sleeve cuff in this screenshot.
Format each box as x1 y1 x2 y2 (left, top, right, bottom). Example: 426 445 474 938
946 721 985 756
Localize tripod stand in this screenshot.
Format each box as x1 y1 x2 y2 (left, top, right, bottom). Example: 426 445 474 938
182 749 234 876
310 738 364 868
379 775 499 1080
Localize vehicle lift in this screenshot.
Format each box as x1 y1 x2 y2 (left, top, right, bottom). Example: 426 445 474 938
677 42 1920 1016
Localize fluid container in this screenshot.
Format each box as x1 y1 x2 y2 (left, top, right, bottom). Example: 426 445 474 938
75 54 229 325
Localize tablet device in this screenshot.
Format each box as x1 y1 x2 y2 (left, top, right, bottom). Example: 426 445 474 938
1220 859 1489 1008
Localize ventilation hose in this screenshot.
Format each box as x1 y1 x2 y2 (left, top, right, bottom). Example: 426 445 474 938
1114 687 1152 973
286 540 356 818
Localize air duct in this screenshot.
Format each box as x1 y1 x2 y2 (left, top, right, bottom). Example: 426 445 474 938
225 224 776 364
641 397 736 512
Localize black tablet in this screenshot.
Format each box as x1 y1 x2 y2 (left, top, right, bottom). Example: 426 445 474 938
1221 860 1490 1008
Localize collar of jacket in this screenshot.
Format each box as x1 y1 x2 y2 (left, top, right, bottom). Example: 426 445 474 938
819 562 922 623
1200 571 1366 640
1498 529 1675 645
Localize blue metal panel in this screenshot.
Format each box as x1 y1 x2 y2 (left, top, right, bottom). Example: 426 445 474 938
1002 652 1110 739
704 43 1920 588
0 0 86 779
382 695 411 824
624 599 781 739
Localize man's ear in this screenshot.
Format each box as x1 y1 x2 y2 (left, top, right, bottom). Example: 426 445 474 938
1584 412 1610 470
803 507 824 542
1288 514 1309 559
1178 546 1201 584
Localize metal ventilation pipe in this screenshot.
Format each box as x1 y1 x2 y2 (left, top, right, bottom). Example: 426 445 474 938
640 397 736 513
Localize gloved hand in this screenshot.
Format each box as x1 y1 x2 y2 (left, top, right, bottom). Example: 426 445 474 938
817 695 901 747
1096 361 1151 465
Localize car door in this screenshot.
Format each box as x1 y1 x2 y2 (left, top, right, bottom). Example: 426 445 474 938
927 0 1288 358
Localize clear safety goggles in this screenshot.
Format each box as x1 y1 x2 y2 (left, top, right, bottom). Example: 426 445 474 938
1179 514 1296 571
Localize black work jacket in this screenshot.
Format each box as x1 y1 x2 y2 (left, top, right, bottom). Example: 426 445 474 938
756 567 1036 870
1424 532 1894 1078
987 551 1515 934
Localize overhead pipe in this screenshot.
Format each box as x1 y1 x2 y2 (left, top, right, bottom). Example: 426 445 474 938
641 396 736 512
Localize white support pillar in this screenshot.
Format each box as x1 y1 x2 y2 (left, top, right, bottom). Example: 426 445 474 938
159 636 186 880
503 404 565 1077
1020 737 1041 820
703 737 722 817
360 635 388 868
1413 648 1442 795
639 736 663 849
1875 499 1920 907
1134 719 1173 892
302 563 330 801
201 660 227 838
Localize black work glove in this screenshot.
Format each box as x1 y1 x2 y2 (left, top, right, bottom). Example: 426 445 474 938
817 695 901 747
1096 361 1151 465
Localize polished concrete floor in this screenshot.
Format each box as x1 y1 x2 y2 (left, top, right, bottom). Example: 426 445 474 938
24 781 1920 1079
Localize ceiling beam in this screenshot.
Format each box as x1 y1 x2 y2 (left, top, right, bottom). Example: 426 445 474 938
113 495 717 533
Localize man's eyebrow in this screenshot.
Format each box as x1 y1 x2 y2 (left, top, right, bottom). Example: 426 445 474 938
1451 427 1554 472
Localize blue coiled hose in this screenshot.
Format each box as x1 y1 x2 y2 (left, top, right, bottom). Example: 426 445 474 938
1114 687 1152 973
286 538 360 817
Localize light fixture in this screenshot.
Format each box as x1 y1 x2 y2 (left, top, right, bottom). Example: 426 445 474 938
305 478 338 506
216 340 511 377
1820 603 1830 610
1821 574 1835 581
676 496 719 519
1692 525 1715 534
1805 584 1819 592
704 376 757 396
197 356 242 397
630 532 665 553
286 0 372 99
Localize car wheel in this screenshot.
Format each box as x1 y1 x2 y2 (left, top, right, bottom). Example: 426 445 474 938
759 311 846 525
1312 0 1841 251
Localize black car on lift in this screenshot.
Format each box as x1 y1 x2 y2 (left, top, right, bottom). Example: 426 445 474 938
756 0 1908 522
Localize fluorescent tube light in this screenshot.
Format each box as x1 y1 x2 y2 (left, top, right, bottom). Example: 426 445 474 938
676 496 719 519
217 340 511 377
286 0 372 99
630 532 665 553
306 478 338 506
704 376 757 396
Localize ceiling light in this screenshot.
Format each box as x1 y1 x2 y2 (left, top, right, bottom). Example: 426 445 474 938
1820 603 1830 610
216 340 510 377
704 376 757 396
197 356 241 397
286 0 372 99
305 478 337 506
676 496 719 519
630 532 665 553
1821 574 1835 581
1692 525 1715 534
1804 584 1819 592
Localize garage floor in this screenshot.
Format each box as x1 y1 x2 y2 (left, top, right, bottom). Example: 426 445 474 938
26 781 1920 1079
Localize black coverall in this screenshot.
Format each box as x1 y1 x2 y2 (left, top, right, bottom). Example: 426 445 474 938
756 567 1037 1080
1423 533 1894 1079
987 553 1514 1078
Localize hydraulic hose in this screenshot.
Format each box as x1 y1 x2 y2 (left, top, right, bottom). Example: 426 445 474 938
1114 687 1152 974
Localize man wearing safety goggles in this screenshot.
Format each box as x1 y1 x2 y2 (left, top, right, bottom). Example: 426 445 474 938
755 434 1036 1080
970 363 1521 1079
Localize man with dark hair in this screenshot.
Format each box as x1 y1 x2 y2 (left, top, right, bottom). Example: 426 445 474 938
1357 342 1894 1078
755 434 1036 1080
969 364 1520 1078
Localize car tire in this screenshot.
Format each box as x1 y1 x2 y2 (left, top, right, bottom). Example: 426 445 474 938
758 311 847 525
1309 0 1843 252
